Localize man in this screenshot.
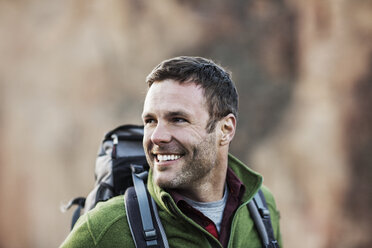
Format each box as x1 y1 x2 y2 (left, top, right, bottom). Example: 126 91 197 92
60 56 282 247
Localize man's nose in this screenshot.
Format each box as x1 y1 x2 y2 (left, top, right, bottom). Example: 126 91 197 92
151 123 172 145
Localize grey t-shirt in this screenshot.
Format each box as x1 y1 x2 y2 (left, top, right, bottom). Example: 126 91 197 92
183 185 229 233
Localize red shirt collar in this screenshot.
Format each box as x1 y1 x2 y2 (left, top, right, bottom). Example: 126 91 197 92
167 167 245 247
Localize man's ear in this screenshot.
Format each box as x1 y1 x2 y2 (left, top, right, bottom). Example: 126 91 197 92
219 113 236 146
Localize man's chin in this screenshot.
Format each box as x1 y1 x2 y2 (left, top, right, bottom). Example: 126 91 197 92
155 181 172 189
153 175 177 189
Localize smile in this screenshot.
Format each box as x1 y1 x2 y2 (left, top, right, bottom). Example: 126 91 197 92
156 154 181 162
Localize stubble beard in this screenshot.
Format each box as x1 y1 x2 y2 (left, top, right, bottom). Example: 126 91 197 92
152 133 218 190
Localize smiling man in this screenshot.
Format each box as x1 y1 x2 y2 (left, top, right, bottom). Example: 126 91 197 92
142 79 227 202
60 56 282 248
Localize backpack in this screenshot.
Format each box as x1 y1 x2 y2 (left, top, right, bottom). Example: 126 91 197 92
63 124 279 248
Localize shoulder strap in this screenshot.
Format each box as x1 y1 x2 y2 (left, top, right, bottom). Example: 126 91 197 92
124 164 169 248
62 197 86 230
247 189 280 248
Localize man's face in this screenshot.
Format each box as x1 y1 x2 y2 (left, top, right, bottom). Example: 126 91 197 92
142 79 220 190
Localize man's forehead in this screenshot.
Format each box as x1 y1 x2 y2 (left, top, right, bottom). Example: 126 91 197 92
143 80 208 116
145 80 205 102
142 96 195 115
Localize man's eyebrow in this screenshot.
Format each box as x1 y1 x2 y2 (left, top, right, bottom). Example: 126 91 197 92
165 110 190 118
141 112 154 120
141 110 191 120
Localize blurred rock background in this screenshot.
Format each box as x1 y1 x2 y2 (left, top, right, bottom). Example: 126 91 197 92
0 0 371 247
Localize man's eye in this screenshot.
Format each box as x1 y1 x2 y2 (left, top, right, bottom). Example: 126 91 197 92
173 118 187 123
144 119 156 125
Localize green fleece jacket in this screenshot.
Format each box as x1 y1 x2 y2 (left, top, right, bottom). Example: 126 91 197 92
60 154 282 248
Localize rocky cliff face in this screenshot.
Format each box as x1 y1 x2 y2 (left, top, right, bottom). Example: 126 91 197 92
0 1 371 247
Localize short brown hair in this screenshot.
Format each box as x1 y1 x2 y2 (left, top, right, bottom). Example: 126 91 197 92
146 56 238 132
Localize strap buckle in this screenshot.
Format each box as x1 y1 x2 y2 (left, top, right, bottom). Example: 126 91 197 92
144 229 157 241
267 240 279 248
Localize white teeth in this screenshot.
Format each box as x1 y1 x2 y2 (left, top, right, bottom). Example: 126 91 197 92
157 154 181 162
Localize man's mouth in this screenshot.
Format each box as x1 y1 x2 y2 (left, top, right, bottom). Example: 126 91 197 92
155 154 182 162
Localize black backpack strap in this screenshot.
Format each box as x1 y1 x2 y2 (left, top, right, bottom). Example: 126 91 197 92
62 197 86 230
248 189 279 248
124 164 168 248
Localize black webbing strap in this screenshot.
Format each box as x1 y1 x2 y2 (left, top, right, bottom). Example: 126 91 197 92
248 189 279 248
63 197 85 230
124 164 168 248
